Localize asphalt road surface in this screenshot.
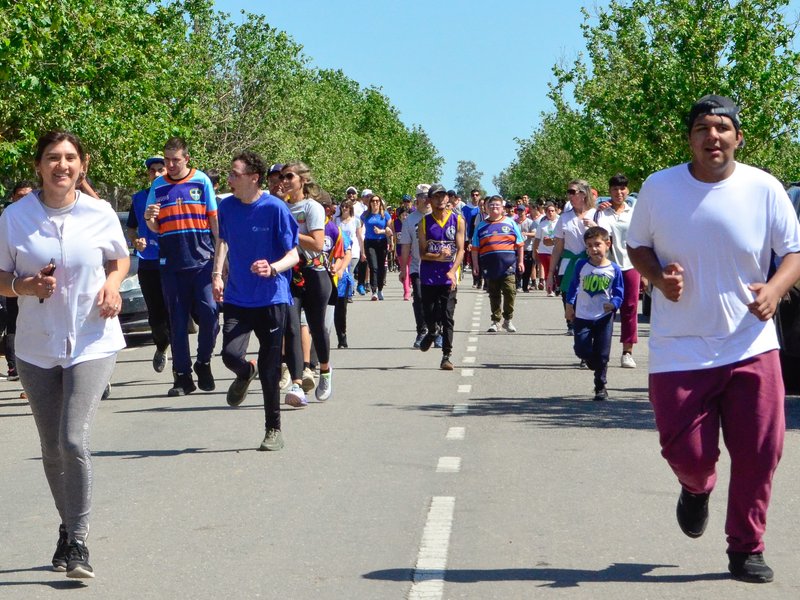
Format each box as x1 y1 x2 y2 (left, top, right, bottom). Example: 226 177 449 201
2 280 799 599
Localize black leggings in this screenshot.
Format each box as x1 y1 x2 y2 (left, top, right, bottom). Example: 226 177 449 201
285 268 332 380
364 238 388 292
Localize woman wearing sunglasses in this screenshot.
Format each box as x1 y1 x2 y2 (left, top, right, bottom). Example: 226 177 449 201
361 194 394 301
547 179 599 334
279 162 334 403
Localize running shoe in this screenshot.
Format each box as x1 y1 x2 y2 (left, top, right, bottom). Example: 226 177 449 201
434 335 443 348
377 290 384 301
301 367 316 392
676 489 709 539
357 284 366 296
315 368 333 401
440 355 454 370
413 331 427 349
259 428 284 451
728 551 773 583
284 383 307 407
371 293 378 301
419 332 436 352
621 353 637 369
7 368 19 382
337 335 348 349
279 363 291 390
193 361 215 391
487 322 499 333
65 540 94 579
52 525 68 572
593 387 608 401
502 320 517 333
152 348 167 373
168 373 196 397
227 360 256 407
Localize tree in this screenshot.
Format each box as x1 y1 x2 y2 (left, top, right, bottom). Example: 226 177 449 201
502 0 800 196
454 160 483 198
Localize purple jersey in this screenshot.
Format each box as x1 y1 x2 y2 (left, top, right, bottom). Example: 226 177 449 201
420 211 461 286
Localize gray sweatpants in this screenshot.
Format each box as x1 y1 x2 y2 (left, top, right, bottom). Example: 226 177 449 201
18 355 117 542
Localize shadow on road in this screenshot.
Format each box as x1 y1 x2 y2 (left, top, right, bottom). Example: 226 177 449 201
363 562 730 587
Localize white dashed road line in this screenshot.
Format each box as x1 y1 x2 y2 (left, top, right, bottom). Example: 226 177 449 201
461 369 474 377
452 404 468 415
436 457 462 473
408 496 455 600
462 356 476 364
446 427 465 440
457 384 471 393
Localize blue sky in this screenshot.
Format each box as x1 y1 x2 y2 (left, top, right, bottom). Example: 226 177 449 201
215 0 800 194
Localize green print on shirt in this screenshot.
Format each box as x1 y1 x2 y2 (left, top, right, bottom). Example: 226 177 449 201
582 273 611 295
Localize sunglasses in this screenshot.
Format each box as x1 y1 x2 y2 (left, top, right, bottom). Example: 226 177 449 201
566 189 581 195
279 172 298 181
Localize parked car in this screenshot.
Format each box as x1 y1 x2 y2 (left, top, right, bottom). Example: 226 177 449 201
117 212 150 336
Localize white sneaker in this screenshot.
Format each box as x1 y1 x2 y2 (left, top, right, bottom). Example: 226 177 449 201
284 383 307 407
502 320 517 332
621 353 637 369
315 368 333 401
301 367 316 392
547 291 555 297
279 363 291 390
487 322 499 333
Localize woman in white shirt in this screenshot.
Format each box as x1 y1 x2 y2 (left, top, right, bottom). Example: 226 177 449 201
0 130 129 579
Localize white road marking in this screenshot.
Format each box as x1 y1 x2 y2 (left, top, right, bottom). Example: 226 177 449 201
408 496 455 600
468 336 478 342
462 356 476 364
466 345 477 352
461 369 474 377
436 457 461 473
446 427 465 440
457 384 472 393
452 404 468 414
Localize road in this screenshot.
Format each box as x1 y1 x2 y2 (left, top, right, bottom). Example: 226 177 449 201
2 281 799 599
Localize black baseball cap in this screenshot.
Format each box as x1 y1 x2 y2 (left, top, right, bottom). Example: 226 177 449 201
687 95 740 131
428 183 447 198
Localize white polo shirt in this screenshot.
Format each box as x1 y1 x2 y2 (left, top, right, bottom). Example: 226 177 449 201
0 191 129 368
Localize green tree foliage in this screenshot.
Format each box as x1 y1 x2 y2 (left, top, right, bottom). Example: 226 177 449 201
0 1 442 201
454 160 484 198
502 0 800 198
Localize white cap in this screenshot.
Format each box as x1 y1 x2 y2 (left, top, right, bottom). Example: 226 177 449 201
361 188 373 198
415 183 431 196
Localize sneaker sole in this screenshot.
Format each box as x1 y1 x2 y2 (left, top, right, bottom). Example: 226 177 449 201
52 564 67 573
66 566 95 579
258 441 284 451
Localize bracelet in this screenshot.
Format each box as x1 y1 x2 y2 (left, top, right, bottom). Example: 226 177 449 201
211 271 222 277
10 276 21 296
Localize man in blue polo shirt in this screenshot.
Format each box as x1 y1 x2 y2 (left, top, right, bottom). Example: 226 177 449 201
127 156 170 373
144 137 220 397
212 151 299 452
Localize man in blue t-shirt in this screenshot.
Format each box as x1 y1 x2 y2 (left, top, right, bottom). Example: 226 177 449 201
127 156 170 373
144 137 220 397
212 150 299 452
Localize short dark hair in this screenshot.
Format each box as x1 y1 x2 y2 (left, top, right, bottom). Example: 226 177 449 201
232 150 267 186
205 168 220 187
584 226 610 242
35 130 86 164
470 189 480 195
163 136 188 155
608 173 629 188
12 180 35 194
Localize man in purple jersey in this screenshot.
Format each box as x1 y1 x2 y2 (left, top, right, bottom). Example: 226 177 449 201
212 151 298 451
418 184 465 370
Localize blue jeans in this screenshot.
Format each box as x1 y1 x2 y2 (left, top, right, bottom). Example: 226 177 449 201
573 312 614 390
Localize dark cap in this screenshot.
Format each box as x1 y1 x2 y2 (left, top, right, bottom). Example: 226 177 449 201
428 183 447 198
515 205 526 212
268 163 284 175
402 194 413 201
145 156 165 169
687 95 740 131
447 189 457 197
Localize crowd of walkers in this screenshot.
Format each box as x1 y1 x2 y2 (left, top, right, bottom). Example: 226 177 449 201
3 93 800 586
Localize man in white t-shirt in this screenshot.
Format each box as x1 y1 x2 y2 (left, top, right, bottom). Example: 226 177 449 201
628 95 800 584
398 184 431 347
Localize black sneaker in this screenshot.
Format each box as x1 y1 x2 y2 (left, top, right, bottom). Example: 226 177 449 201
419 332 436 353
593 387 608 401
168 373 196 397
227 360 256 407
152 348 167 373
7 368 19 382
337 335 348 349
193 361 215 391
65 540 94 579
52 524 68 572
413 331 428 349
676 488 709 538
101 383 111 400
727 551 774 583
440 355 454 370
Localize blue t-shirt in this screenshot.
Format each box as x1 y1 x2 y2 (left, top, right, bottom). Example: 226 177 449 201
127 187 161 266
461 204 479 240
218 193 298 307
361 210 392 241
145 168 217 271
